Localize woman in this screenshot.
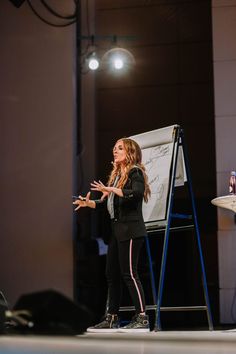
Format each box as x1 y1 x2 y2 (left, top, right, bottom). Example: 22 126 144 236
73 138 151 333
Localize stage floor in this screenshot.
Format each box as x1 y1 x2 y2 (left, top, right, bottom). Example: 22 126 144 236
1 330 236 354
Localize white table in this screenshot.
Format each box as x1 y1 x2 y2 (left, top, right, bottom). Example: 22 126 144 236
211 195 236 213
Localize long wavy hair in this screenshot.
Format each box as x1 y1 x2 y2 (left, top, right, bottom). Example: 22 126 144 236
108 138 151 203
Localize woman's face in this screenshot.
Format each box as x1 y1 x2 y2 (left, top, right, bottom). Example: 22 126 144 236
113 140 127 165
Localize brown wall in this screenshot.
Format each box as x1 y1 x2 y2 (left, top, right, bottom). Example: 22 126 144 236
0 1 75 306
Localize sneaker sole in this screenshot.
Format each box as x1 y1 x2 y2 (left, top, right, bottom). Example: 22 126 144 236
86 328 120 333
118 328 150 333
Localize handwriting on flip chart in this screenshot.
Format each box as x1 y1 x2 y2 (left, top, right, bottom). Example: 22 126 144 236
144 144 171 196
131 125 184 225
142 143 173 222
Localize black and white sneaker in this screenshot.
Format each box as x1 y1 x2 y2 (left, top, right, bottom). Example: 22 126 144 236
119 314 150 333
87 314 119 333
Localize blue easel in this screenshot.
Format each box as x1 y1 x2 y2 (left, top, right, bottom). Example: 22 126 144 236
120 126 213 331
150 126 213 331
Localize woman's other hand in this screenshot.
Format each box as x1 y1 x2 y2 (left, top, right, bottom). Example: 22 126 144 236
73 192 95 210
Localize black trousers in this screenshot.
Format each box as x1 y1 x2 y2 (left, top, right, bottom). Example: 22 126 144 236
106 230 146 315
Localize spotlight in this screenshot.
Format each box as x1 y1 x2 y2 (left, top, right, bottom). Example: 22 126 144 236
102 47 135 72
87 52 100 71
113 58 124 70
88 58 99 70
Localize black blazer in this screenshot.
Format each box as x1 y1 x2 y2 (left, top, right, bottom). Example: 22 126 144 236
96 167 147 242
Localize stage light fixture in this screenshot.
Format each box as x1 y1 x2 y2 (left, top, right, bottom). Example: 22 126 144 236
87 52 100 71
102 47 135 72
9 0 25 8
113 58 124 70
80 36 136 73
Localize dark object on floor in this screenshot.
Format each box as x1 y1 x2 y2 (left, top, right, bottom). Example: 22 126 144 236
12 289 94 335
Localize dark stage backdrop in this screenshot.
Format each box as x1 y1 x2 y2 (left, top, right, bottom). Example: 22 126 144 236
76 0 218 328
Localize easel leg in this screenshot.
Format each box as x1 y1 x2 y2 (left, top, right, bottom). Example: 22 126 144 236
181 131 214 330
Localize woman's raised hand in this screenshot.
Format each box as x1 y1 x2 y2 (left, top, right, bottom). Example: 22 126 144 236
90 180 113 201
73 192 92 211
91 180 105 192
